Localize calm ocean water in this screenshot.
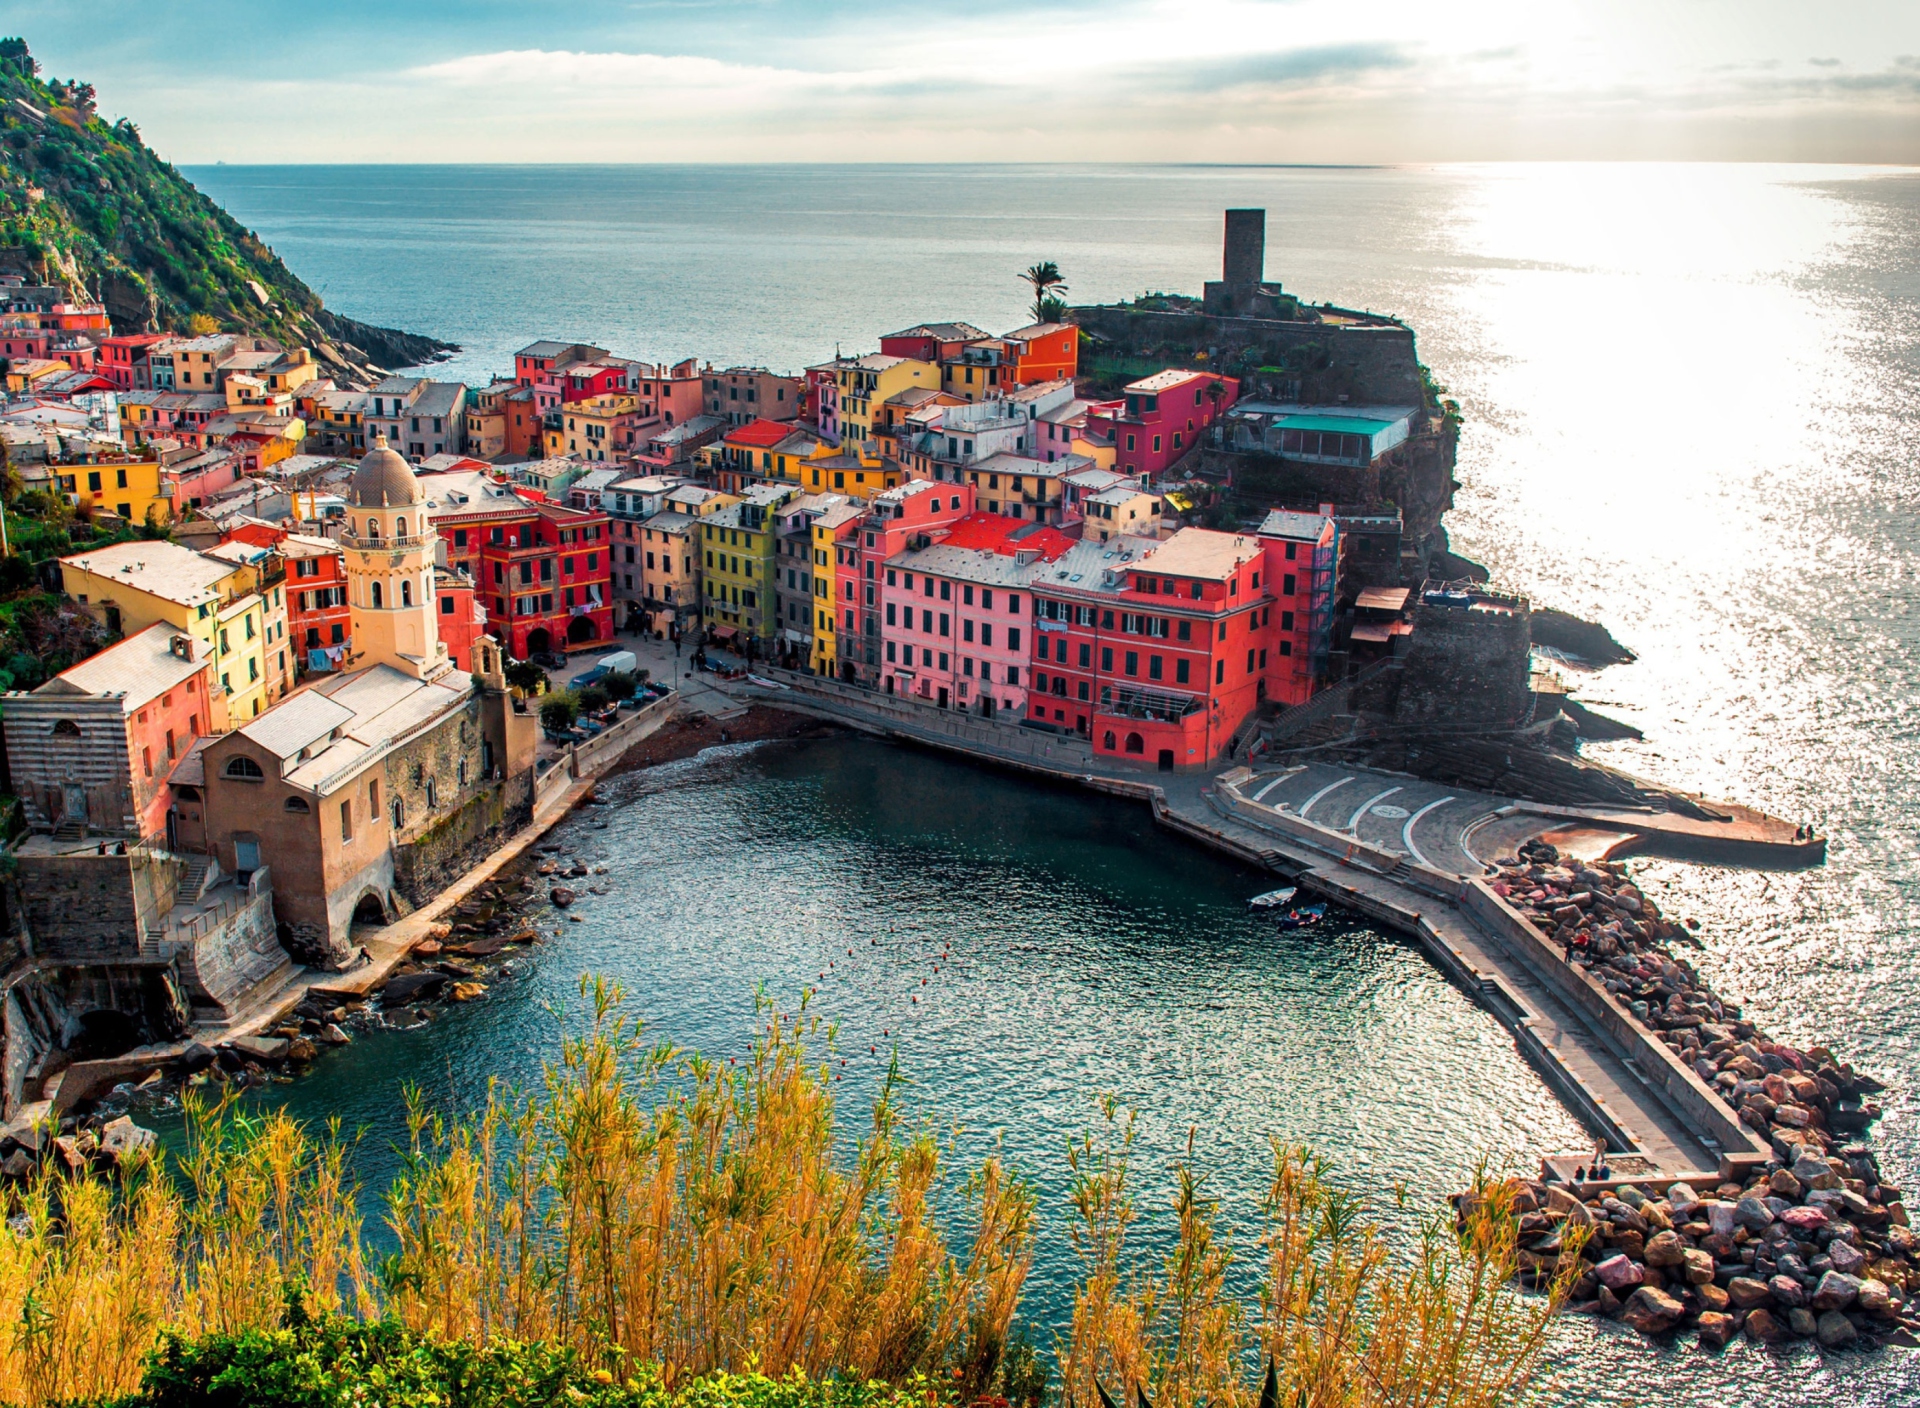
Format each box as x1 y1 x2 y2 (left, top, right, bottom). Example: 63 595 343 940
181 162 1920 1405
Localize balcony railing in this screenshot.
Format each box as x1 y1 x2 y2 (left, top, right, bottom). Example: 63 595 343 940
1097 685 1201 724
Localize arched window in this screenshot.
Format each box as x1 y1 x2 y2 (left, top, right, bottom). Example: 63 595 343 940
425 777 437 809
1124 732 1145 755
367 518 382 541
401 578 413 607
390 798 405 829
284 795 311 813
51 719 81 737
1102 731 1117 750
225 756 264 779
371 581 383 608
396 516 407 538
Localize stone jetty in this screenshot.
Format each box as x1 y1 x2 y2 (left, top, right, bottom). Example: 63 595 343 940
1473 838 1910 1349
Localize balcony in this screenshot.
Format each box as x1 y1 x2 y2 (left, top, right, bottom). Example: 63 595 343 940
1097 685 1201 724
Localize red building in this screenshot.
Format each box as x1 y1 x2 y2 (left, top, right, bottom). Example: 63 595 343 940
1255 509 1338 708
434 567 486 671
878 322 991 364
1002 322 1079 385
420 470 615 659
225 522 353 666
98 333 174 391
514 341 608 414
1026 527 1273 770
1085 370 1239 480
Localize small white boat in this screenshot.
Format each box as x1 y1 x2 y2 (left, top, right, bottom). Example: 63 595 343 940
1249 887 1298 910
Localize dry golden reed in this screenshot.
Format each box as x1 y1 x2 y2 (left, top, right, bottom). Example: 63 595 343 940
0 979 1573 1408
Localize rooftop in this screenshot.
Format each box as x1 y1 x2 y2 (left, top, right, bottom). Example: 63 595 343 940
1032 535 1162 595
276 664 476 795
934 512 1075 557
883 322 991 343
31 622 205 712
1134 527 1264 581
61 540 241 609
1258 508 1331 542
1004 322 1071 341
724 418 798 450
517 340 607 361
1126 369 1212 394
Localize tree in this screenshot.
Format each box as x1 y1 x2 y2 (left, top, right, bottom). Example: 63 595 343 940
538 693 579 734
1021 262 1068 323
576 683 610 715
600 669 638 703
504 659 547 695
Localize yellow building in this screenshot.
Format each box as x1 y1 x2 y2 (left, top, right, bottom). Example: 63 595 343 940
60 540 278 728
51 456 170 528
831 354 937 447
6 358 68 394
700 483 796 652
792 442 906 499
807 501 863 677
544 393 641 462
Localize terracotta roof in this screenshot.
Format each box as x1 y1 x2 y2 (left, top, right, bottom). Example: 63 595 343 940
723 419 796 449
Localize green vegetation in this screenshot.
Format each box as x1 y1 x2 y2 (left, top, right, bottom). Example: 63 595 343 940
600 669 640 703
0 982 1575 1408
0 38 449 363
1020 262 1068 324
539 691 580 733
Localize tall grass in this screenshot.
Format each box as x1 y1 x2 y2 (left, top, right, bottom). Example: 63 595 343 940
0 980 1575 1407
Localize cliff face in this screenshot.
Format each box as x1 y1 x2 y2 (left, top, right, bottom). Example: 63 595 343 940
0 38 451 375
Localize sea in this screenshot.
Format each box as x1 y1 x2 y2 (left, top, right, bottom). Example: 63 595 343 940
179 162 1920 1406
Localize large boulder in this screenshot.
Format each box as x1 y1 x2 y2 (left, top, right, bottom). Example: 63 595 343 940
1769 1275 1808 1309
1829 1239 1868 1276
1681 1248 1717 1285
226 1034 289 1064
1735 1195 1775 1232
1595 1254 1645 1293
1696 1311 1736 1348
1817 1311 1858 1347
381 971 446 1005
96 1116 154 1165
1810 1271 1860 1313
1621 1286 1686 1335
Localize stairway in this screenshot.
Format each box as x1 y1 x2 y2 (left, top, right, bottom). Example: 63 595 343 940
51 818 85 843
178 853 211 903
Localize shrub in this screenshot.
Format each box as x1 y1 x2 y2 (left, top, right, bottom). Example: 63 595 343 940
600 669 638 703
576 683 610 714
503 660 547 695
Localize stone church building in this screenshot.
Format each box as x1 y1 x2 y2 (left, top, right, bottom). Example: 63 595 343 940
192 438 537 967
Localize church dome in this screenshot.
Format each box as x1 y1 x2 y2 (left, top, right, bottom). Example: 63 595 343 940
350 435 423 508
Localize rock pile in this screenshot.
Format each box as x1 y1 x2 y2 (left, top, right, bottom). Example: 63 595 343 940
1474 839 1910 1349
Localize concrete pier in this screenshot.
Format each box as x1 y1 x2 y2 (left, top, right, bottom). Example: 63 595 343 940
725 667 1809 1187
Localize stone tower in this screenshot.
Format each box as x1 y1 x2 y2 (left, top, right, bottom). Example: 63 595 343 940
1222 208 1265 288
342 436 453 682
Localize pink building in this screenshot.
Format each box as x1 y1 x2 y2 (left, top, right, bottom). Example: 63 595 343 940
836 479 977 685
2 623 215 842
877 513 1073 714
1084 370 1239 479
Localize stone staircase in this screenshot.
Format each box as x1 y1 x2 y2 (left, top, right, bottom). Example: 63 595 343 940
177 853 213 904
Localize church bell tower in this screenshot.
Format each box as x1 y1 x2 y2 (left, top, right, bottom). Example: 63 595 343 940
342 436 452 682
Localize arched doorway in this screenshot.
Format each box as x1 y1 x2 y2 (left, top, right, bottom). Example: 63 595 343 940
1124 732 1145 755
567 614 598 644
525 627 552 656
352 891 389 927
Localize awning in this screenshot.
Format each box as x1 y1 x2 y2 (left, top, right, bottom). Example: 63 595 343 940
708 625 738 643
1350 621 1414 644
1354 585 1410 611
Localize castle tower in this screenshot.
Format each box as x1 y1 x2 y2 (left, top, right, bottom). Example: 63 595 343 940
342 436 452 682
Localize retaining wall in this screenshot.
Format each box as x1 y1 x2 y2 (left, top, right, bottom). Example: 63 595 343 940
1457 877 1770 1174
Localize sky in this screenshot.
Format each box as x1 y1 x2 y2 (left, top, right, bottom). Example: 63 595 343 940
8 0 1920 164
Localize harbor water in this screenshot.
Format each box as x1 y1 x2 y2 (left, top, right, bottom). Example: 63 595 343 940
178 161 1920 1404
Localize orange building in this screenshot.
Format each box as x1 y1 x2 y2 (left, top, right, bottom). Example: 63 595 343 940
1003 322 1079 385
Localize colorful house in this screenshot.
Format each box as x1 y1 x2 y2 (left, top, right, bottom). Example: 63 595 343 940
1084 371 1240 480
417 469 616 659
700 483 797 653
1024 527 1274 769
834 480 978 686
1 623 215 843
60 540 278 728
807 500 864 677
50 455 169 527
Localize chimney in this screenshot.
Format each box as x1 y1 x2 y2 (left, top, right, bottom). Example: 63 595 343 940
1223 209 1265 288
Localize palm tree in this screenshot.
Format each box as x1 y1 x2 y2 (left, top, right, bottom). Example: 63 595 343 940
1021 262 1068 322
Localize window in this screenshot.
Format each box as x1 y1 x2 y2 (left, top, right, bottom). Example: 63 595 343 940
369 778 380 812
1247 649 1256 674
1008 628 1020 651
1124 651 1138 676
225 756 264 779
1101 646 1113 671
1149 655 1163 680
285 796 310 813
1216 660 1225 684
392 798 405 828
372 582 383 608
1283 574 1296 595
426 777 438 809
142 746 152 777
401 579 414 607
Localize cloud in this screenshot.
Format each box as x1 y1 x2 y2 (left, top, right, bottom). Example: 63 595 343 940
407 48 911 97
1135 42 1416 94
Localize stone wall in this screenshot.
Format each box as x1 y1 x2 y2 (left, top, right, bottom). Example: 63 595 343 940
1070 306 1425 407
392 770 534 907
13 849 180 961
1357 598 1534 729
163 867 290 1022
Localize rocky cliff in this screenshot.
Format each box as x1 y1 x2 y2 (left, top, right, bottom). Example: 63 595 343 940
0 38 452 379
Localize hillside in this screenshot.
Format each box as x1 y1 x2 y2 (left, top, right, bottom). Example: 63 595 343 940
0 37 452 378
